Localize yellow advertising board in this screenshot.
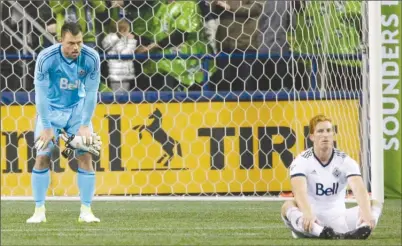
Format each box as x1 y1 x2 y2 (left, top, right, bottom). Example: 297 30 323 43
1 100 360 196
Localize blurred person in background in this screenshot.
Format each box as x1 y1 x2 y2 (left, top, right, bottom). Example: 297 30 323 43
102 19 158 92
210 0 263 92
256 0 305 92
111 0 162 92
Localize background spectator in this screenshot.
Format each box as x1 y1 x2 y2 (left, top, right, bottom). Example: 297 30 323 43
256 0 306 92
210 0 263 92
119 0 161 92
102 19 158 92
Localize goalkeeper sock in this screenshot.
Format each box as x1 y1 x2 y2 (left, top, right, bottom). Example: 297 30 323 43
77 168 95 207
31 168 50 208
286 207 324 237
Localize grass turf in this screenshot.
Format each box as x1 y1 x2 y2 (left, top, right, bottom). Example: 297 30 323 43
1 199 401 245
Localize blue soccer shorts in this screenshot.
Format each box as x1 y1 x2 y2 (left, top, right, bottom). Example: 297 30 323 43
34 100 94 157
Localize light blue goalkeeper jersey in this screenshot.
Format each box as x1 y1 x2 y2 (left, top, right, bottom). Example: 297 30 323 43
34 43 100 129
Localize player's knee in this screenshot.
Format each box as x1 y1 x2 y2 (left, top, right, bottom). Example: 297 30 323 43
281 200 297 217
35 155 51 170
77 152 93 171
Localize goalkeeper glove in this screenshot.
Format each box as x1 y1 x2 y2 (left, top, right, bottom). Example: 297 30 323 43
59 132 102 157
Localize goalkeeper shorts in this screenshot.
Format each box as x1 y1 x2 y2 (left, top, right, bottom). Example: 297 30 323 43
34 100 94 157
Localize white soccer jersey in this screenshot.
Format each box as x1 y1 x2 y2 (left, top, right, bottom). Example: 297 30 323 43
289 147 361 213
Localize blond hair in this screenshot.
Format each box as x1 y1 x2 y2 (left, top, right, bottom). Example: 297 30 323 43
117 19 130 33
309 115 332 134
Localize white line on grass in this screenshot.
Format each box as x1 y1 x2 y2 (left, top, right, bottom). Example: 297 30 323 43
1 225 279 233
51 232 262 237
1 196 292 201
1 196 358 203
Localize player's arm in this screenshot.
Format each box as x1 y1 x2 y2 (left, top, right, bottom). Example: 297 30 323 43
291 176 316 232
348 176 371 220
79 51 100 143
291 177 314 216
34 52 52 128
289 159 316 232
346 157 374 228
81 51 100 127
34 51 54 149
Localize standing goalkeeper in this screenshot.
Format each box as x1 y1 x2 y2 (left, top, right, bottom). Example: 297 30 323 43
27 22 101 223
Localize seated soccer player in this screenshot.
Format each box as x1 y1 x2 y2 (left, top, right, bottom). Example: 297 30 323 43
281 114 383 239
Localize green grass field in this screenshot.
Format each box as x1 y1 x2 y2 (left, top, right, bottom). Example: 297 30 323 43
1 199 401 245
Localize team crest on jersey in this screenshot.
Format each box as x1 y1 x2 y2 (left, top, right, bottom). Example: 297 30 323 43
78 69 86 77
332 167 341 178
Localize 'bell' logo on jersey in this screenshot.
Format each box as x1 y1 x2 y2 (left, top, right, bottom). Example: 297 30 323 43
60 78 81 90
316 182 339 196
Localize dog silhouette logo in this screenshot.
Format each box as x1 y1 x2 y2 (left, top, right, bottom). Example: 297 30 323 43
133 108 183 166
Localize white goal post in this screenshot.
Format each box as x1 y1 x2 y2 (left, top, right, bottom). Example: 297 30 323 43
368 1 384 204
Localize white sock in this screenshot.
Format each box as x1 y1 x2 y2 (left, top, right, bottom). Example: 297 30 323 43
286 207 324 237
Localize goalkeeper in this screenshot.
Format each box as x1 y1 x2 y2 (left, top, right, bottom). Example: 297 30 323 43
27 22 101 223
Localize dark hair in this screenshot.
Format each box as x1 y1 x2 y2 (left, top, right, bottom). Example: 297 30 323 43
61 22 82 37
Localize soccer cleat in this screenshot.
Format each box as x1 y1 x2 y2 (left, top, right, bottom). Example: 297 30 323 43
319 226 341 239
78 205 100 223
26 206 47 223
342 225 371 240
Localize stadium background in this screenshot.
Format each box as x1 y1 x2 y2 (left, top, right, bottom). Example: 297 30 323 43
0 0 401 199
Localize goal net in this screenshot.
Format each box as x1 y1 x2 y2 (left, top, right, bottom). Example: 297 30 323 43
0 0 371 198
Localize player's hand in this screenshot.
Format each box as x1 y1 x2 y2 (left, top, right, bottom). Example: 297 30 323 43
359 213 376 229
77 126 92 146
302 213 317 233
59 132 102 156
35 128 55 150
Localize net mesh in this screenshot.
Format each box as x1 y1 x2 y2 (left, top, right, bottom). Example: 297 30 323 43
0 0 370 197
